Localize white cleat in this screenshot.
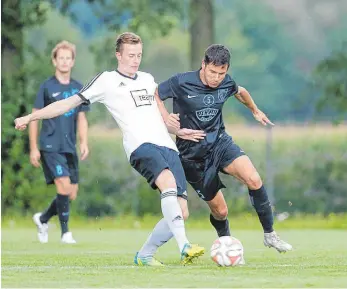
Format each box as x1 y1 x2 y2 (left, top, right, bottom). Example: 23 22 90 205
264 231 292 253
61 232 77 244
33 213 49 243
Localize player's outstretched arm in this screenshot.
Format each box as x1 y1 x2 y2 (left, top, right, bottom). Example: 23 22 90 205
234 86 274 126
14 95 84 130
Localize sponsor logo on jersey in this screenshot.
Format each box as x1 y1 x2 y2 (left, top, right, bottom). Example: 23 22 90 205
130 89 154 107
196 108 219 122
52 92 61 97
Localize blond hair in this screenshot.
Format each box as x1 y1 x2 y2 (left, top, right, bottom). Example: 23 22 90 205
51 40 76 59
115 32 142 53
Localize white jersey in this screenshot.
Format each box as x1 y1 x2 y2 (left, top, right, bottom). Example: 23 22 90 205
78 70 178 159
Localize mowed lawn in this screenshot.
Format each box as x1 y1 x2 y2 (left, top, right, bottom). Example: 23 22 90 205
2 228 347 288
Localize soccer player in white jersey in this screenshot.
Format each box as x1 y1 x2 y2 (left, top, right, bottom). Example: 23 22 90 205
15 32 205 266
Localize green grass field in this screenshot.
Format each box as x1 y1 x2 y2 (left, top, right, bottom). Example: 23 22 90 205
2 227 347 288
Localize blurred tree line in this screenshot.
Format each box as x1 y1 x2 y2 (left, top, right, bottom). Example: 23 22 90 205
2 0 346 217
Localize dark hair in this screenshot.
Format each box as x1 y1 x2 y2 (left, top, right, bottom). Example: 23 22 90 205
203 44 230 67
115 32 142 53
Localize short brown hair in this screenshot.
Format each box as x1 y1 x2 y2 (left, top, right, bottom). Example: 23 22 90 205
115 32 142 53
51 40 76 59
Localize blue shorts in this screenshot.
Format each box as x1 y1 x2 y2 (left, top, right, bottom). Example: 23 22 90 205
40 151 79 185
180 133 245 201
130 143 188 199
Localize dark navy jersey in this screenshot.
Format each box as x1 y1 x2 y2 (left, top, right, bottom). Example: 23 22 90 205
158 70 238 160
34 76 90 154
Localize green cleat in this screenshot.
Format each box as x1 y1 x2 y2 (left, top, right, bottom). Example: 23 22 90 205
181 243 205 265
134 252 164 267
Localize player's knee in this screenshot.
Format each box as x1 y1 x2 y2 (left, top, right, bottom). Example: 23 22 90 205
247 172 262 190
216 206 228 220
155 169 177 192
54 177 71 195
69 185 78 201
212 204 228 220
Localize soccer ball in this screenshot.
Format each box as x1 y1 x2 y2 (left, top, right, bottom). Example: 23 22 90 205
210 236 244 267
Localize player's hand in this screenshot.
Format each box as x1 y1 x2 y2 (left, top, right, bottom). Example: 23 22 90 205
252 109 274 126
14 114 31 131
30 149 41 168
176 128 206 142
79 142 89 161
165 113 180 130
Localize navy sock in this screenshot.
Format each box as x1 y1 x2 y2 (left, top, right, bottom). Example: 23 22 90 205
56 194 70 235
249 186 274 233
209 214 231 237
39 197 57 223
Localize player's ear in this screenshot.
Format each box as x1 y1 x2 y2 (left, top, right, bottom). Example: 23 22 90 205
70 57 75 67
201 60 206 69
115 51 121 61
52 57 57 67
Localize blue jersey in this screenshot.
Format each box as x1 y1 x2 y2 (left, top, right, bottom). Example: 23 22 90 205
34 76 90 154
158 70 238 160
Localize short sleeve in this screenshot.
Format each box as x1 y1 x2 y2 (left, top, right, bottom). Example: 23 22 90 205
77 72 106 104
34 83 45 109
230 78 238 96
79 103 90 112
157 74 180 100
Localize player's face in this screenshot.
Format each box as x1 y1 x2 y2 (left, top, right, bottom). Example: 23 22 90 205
116 43 142 76
53 48 75 73
201 62 229 88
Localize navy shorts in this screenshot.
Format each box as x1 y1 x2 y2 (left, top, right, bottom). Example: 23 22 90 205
130 143 188 199
40 151 79 185
180 133 245 201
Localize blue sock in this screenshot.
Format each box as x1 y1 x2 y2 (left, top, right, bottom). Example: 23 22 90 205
249 186 274 233
56 194 70 235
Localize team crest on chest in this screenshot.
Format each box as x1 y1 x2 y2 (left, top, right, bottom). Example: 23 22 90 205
218 88 229 101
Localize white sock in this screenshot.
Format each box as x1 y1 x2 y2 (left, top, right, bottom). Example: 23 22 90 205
160 188 189 252
138 218 173 258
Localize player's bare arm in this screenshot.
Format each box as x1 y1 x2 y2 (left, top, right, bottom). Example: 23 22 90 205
154 88 180 131
154 88 206 142
15 95 83 130
234 86 274 126
77 112 89 161
28 108 41 167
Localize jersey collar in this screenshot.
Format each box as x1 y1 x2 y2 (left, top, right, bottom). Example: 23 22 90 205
116 70 138 80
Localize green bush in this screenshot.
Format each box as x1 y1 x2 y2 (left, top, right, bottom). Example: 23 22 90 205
2 126 346 217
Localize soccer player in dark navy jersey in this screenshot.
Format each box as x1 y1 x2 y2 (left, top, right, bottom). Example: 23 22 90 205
29 41 90 244
155 44 292 253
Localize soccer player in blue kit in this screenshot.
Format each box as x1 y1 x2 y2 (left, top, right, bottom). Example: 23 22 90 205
29 41 90 244
153 44 292 254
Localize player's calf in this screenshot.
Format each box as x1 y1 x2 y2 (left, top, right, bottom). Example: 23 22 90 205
207 191 231 237
249 185 274 233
